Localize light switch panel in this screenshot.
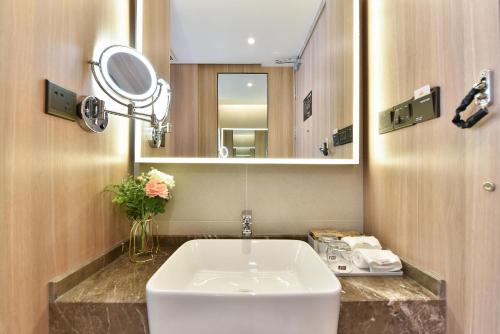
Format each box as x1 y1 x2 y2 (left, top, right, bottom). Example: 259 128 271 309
45 80 77 121
394 100 413 130
412 87 440 123
379 108 394 134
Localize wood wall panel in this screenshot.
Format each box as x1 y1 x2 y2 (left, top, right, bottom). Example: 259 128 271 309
0 1 132 333
168 64 294 158
139 0 172 158
295 0 354 159
462 1 500 332
197 64 226 157
266 66 295 158
296 7 331 159
330 0 354 159
142 0 170 81
364 0 500 333
168 64 199 157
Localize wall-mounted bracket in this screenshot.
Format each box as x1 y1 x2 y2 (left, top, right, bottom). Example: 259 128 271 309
476 69 494 108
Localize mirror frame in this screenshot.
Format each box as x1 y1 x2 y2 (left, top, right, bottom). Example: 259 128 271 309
134 0 360 165
100 45 158 101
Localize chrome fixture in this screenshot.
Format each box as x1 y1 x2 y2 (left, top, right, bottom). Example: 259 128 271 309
477 70 494 108
77 45 172 148
241 210 253 239
483 181 496 192
275 57 301 71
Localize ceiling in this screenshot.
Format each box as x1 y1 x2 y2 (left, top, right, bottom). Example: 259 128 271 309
218 73 268 105
170 0 323 65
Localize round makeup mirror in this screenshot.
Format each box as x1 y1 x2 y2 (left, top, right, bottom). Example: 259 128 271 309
99 45 158 101
79 45 173 148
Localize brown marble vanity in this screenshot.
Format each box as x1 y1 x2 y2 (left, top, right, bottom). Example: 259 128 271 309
49 242 445 334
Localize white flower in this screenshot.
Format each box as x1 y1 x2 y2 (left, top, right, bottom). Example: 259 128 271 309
147 168 175 189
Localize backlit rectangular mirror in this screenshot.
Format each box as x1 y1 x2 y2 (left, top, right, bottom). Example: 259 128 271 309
135 0 360 165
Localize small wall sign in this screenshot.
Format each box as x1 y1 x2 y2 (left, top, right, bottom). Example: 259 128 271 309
303 91 312 121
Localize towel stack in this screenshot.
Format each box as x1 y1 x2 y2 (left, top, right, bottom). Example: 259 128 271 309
341 236 402 273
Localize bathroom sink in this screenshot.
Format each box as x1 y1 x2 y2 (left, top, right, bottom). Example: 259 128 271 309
146 239 341 334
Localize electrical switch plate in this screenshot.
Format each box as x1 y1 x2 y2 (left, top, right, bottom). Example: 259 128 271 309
394 100 413 130
45 80 77 121
379 108 394 134
333 125 353 146
412 87 440 123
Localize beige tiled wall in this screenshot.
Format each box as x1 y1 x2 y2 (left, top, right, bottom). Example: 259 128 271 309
139 164 363 235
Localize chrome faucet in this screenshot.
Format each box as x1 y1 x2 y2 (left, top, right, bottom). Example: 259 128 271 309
241 210 252 239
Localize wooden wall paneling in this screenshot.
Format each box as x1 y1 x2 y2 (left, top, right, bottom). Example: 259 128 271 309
139 0 171 158
197 64 227 157
296 6 331 159
295 0 354 159
266 67 294 158
330 0 354 158
462 0 500 332
365 0 500 333
168 64 199 157
254 131 267 158
365 1 466 332
0 0 132 333
142 0 170 80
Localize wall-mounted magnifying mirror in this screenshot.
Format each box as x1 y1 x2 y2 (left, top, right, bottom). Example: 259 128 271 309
135 0 360 164
78 45 172 148
100 45 158 101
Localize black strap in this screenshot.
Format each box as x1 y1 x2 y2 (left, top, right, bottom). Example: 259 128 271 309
452 86 489 128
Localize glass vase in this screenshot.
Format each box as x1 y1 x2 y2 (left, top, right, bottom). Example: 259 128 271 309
129 218 159 263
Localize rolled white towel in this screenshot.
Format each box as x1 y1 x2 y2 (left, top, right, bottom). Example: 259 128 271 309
352 249 402 272
351 249 369 269
341 236 382 250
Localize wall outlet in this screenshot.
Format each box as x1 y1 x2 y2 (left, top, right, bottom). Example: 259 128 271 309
45 80 77 121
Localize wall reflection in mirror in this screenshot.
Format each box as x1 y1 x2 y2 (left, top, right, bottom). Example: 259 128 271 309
136 0 360 163
218 74 268 158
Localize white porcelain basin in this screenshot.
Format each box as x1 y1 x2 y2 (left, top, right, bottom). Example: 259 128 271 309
146 239 341 334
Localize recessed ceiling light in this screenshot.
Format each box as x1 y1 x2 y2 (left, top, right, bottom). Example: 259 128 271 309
247 82 253 87
247 37 255 45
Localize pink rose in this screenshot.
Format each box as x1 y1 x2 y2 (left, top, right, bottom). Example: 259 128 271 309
145 180 169 199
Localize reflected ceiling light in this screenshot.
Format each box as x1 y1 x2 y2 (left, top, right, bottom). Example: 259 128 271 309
247 82 253 87
247 37 256 45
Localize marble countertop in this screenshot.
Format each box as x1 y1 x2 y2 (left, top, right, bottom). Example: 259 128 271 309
56 246 439 304
51 246 445 333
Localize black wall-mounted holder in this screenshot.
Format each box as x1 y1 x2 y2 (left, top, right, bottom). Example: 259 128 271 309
378 87 441 134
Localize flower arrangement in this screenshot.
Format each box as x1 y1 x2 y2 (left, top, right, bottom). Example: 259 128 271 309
106 168 175 262
107 168 175 221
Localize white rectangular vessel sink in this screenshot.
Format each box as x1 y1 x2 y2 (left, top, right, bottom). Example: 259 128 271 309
146 239 341 334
